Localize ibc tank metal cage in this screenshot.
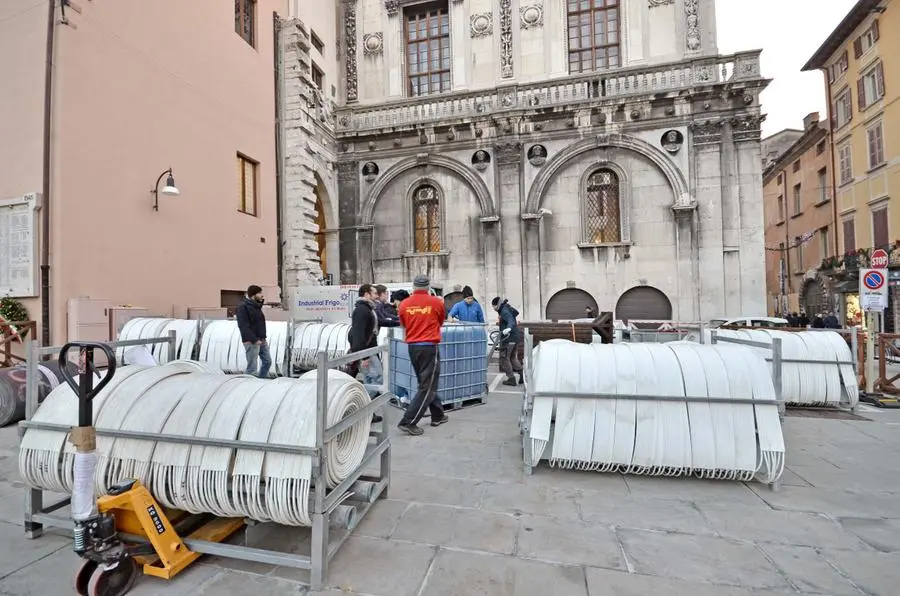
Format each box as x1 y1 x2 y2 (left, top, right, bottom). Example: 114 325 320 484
388 324 489 407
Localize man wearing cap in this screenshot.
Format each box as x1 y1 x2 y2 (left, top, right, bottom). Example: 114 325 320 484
448 285 485 323
397 275 448 435
235 284 271 378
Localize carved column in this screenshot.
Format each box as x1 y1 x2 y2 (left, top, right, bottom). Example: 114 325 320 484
733 113 767 315
689 119 726 320
337 161 360 284
493 142 525 312
450 0 467 90
342 0 359 103
499 0 514 79
384 0 402 97
684 0 701 54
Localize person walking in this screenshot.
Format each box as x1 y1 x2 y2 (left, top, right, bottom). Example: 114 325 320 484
236 285 272 378
448 285 485 323
397 275 448 436
492 296 523 386
348 284 383 422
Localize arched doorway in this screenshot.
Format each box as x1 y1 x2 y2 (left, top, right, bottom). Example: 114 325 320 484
615 286 672 326
545 288 599 321
444 291 464 312
801 278 828 317
312 173 331 281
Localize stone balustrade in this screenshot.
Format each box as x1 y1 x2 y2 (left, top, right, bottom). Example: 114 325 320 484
336 51 762 134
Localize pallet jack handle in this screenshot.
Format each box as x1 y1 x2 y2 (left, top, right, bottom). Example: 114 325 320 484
57 342 117 427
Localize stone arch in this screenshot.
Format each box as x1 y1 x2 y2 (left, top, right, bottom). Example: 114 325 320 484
361 154 495 225
525 133 690 214
312 171 338 280
546 288 599 321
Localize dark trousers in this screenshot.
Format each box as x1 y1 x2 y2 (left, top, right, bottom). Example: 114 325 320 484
499 341 522 381
401 344 444 426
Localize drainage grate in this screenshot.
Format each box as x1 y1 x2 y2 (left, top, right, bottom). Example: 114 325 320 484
785 408 871 421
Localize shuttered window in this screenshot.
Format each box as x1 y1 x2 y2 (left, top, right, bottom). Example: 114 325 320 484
873 208 889 249
843 218 856 253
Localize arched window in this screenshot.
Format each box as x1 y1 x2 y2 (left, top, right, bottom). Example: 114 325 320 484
412 184 441 252
584 168 621 244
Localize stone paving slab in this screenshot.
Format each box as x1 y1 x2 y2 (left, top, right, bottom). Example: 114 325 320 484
2 385 899 595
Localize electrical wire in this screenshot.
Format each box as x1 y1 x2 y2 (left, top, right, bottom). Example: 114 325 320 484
19 362 372 526
527 340 785 484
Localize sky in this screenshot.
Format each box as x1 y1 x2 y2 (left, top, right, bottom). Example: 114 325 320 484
715 0 859 137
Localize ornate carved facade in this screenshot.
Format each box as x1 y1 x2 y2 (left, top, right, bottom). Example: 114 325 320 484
283 0 767 321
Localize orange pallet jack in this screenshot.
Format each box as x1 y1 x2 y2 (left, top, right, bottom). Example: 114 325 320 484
58 342 244 596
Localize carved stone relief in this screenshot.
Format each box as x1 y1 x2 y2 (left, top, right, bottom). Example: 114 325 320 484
732 114 764 143
471 12 493 38
344 1 358 102
520 3 543 30
363 32 383 56
661 130 684 154
685 0 701 51
384 0 399 17
471 150 491 172
689 120 723 146
648 0 674 6
499 0 513 79
494 141 522 165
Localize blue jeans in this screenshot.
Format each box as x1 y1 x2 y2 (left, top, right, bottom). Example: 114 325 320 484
360 353 383 397
244 341 272 378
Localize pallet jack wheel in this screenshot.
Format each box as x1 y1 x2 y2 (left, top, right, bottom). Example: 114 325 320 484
75 559 100 596
87 557 139 596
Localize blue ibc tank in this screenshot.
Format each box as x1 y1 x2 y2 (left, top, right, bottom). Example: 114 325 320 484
389 323 488 404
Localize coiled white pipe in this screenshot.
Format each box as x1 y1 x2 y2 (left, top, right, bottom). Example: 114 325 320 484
19 363 372 526
197 320 289 377
528 340 784 484
707 329 858 408
116 318 199 364
291 323 351 371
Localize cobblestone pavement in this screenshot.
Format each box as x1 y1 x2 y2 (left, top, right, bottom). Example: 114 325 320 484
1 377 898 595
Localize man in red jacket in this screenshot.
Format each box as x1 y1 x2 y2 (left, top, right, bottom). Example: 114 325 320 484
397 275 448 436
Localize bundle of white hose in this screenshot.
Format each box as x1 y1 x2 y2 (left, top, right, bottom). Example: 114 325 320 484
116 317 199 363
19 367 373 525
291 323 351 370
706 329 857 408
527 340 784 484
198 320 289 377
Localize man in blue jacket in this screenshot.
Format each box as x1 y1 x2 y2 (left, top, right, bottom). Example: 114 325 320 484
235 284 271 378
491 296 523 386
449 286 485 323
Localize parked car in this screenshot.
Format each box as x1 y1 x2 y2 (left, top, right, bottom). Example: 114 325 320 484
709 317 789 329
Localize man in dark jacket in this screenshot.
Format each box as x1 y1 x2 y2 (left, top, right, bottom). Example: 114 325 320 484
349 284 384 404
824 311 840 328
373 284 401 328
492 296 523 386
235 284 271 378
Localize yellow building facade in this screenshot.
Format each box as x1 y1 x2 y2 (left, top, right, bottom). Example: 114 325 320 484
804 0 899 328
805 0 898 254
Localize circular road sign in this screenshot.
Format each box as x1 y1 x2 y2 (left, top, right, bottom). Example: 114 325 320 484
864 270 886 291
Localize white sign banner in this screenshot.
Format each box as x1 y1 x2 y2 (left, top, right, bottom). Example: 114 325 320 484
290 286 354 323
860 268 889 311
0 193 40 298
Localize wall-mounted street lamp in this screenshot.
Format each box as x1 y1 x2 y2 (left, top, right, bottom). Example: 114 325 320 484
151 168 180 211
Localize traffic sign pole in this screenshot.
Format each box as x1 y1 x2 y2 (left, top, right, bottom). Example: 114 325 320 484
862 251 889 394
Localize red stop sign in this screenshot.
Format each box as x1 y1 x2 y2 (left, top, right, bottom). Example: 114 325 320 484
871 248 889 268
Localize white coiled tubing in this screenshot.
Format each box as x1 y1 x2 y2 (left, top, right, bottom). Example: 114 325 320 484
116 318 199 363
19 363 372 526
528 340 785 484
197 320 290 377
706 329 858 408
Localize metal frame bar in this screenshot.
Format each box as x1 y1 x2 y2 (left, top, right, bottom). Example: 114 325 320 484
19 332 392 591
519 330 784 491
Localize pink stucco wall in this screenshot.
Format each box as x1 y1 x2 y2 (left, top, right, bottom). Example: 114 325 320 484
1 0 285 343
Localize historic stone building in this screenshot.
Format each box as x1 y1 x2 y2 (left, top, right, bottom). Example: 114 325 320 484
285 0 769 321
